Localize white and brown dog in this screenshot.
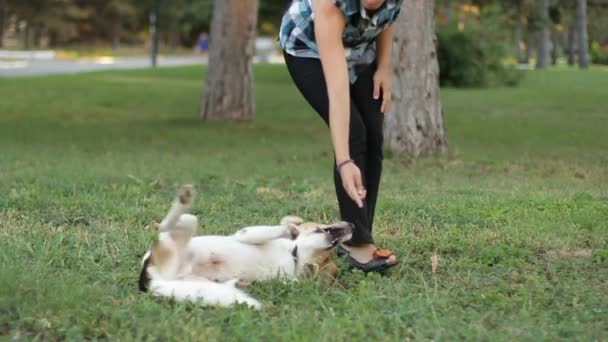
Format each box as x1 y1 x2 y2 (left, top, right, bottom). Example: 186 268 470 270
139 185 353 309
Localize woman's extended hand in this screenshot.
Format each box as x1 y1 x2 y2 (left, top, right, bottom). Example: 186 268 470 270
338 162 366 208
373 66 392 113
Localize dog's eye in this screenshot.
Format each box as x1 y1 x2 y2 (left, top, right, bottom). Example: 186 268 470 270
314 228 323 233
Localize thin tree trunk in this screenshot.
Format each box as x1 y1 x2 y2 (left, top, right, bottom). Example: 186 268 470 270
445 0 452 26
385 0 447 157
201 0 259 121
0 8 5 48
524 29 533 65
515 3 525 64
515 18 524 64
550 24 559 65
33 22 43 48
576 0 589 69
23 21 30 49
567 24 576 65
536 0 549 69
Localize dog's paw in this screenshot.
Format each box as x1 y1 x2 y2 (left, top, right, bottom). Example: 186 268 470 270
235 278 253 289
178 185 194 206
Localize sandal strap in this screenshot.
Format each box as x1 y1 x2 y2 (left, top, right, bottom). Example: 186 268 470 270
372 248 396 259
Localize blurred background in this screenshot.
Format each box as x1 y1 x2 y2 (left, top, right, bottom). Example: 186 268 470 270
0 0 607 77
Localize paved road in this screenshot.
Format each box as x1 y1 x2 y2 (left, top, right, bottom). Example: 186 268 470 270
0 55 208 77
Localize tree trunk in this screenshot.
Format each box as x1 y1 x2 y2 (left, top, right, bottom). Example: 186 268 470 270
550 25 559 65
576 0 589 69
201 0 259 121
0 8 5 48
536 0 550 69
567 24 576 65
445 0 452 26
515 3 525 64
524 30 533 65
33 22 43 48
24 21 31 49
385 0 447 157
515 18 524 64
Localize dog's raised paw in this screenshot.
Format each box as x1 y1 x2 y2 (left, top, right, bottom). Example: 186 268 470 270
178 185 194 206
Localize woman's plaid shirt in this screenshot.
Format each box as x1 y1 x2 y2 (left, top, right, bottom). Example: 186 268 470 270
279 0 402 83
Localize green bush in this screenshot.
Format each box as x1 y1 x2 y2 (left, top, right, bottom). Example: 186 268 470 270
590 42 608 65
437 28 524 88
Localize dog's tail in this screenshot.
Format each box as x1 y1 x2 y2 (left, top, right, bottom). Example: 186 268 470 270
148 278 262 310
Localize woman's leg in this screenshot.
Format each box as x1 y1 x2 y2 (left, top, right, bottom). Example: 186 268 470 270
349 63 384 228
284 52 373 244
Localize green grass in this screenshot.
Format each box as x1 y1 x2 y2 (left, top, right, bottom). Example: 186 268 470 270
1 65 607 341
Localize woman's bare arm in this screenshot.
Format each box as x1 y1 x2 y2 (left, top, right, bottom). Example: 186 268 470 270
313 0 365 207
313 0 350 164
373 23 395 112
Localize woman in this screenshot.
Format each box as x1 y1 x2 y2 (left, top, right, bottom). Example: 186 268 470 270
279 0 401 272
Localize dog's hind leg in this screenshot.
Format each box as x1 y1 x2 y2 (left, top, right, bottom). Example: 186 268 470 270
232 224 297 245
150 278 262 310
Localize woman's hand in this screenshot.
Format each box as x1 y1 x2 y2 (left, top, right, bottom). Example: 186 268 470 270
373 66 392 113
338 161 366 208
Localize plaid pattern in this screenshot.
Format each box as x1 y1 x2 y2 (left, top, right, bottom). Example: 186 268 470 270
279 0 402 83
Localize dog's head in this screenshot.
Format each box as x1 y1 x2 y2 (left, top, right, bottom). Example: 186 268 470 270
282 216 353 250
294 221 354 250
280 216 353 283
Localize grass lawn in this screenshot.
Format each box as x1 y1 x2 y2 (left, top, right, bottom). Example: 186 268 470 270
0 65 607 340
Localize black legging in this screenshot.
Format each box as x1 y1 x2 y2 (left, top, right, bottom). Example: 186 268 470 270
284 52 384 244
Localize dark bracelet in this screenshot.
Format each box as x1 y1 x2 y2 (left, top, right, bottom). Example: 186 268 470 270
336 159 354 172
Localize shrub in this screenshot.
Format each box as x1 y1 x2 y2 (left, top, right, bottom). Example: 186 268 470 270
437 28 524 88
590 42 608 65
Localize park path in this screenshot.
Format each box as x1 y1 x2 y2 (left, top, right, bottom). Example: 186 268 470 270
0 55 209 77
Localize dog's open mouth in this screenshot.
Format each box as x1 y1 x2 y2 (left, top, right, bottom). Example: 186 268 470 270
324 222 354 246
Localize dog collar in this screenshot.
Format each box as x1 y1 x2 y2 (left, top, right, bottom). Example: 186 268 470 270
291 245 299 269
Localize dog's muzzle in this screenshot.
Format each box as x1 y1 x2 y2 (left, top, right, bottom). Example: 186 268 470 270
325 221 354 247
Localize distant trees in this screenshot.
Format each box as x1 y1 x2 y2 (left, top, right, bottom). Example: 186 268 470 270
0 0 288 49
435 0 605 69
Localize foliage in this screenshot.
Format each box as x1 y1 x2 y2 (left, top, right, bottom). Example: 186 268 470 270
0 65 607 340
590 42 608 65
437 27 524 88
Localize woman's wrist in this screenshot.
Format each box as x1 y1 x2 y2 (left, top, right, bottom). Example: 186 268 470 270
336 159 355 172
335 154 351 166
376 62 391 74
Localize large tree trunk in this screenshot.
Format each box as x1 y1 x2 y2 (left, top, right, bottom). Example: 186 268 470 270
567 24 577 66
576 0 589 69
536 0 550 69
385 0 447 157
201 0 259 121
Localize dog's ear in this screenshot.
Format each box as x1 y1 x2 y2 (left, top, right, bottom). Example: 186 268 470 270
280 216 304 226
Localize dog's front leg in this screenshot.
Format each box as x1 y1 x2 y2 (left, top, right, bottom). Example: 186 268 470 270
158 185 198 245
232 224 297 245
158 185 193 232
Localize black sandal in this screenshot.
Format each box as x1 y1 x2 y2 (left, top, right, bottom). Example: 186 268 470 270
339 246 399 273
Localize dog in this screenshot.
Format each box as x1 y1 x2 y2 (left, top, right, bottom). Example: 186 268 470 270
138 185 353 309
